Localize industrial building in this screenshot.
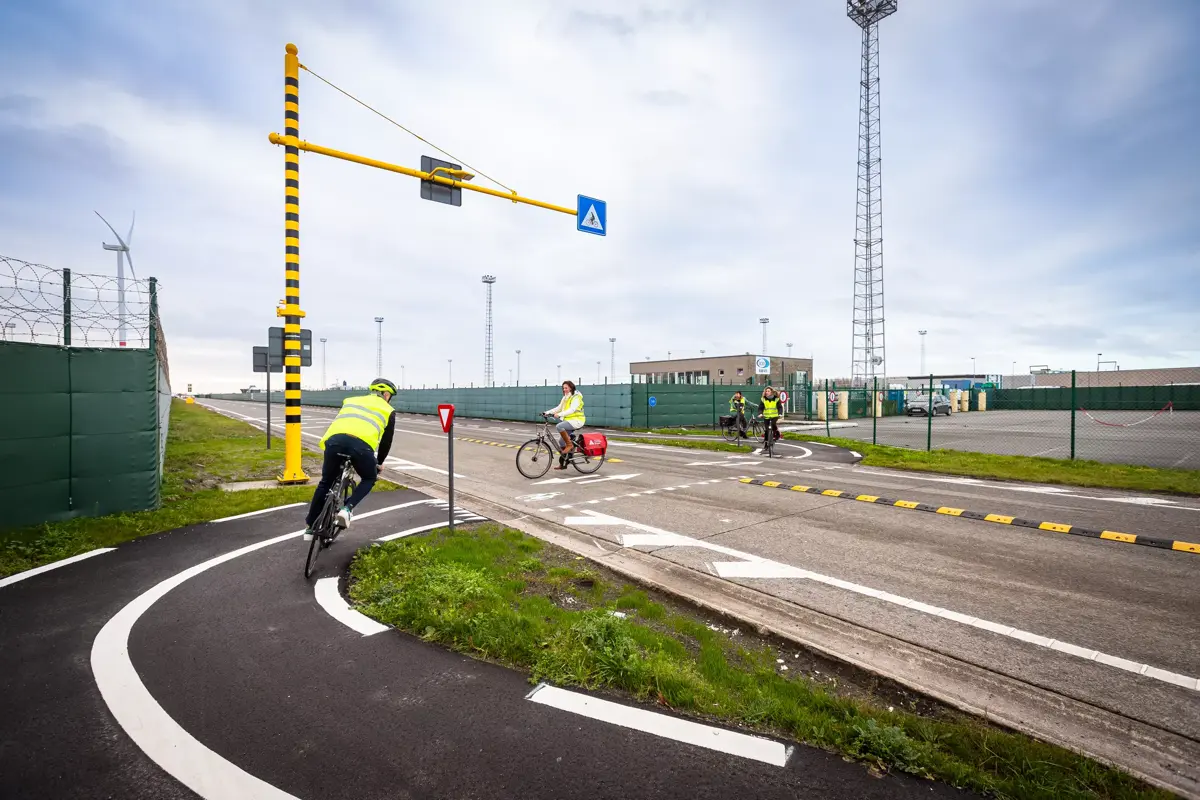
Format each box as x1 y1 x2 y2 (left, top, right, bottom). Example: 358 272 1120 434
630 354 813 386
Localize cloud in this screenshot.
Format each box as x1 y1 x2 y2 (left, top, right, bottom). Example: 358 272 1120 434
0 0 1197 393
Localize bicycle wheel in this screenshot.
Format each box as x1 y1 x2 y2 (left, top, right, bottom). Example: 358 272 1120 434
720 421 739 444
516 438 553 479
570 449 603 474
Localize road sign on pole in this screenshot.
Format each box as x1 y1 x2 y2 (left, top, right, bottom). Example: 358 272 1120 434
779 390 789 404
576 195 606 236
439 404 456 531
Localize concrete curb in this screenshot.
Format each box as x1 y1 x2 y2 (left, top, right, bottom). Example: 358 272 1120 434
394 471 1200 799
739 478 1200 555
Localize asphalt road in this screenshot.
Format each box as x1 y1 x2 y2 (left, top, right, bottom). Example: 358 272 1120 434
0 488 970 799
196 398 1200 794
814 408 1200 469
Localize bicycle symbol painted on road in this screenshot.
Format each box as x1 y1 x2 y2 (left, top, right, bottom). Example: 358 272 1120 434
516 491 563 503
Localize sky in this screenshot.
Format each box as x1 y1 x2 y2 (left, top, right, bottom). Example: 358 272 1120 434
1 0 1197 392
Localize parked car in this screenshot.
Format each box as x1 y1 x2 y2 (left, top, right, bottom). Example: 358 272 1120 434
906 393 952 416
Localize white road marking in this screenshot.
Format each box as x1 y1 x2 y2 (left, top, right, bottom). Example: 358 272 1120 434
573 510 1200 693
526 683 792 767
575 473 642 485
850 451 862 459
210 503 306 523
685 460 763 467
0 548 117 590
91 526 323 800
376 520 471 542
385 456 466 479
314 578 389 636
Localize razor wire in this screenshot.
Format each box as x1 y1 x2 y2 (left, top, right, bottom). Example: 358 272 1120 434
0 254 155 348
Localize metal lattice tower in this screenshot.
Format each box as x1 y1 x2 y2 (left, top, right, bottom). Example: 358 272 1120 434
482 275 496 386
374 316 384 377
848 0 897 386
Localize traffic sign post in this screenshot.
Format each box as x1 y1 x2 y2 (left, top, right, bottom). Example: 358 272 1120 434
577 195 606 236
439 404 456 531
253 345 284 449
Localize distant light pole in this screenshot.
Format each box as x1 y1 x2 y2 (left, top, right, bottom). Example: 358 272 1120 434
374 317 384 376
786 342 793 356
609 337 616 382
557 364 561 383
448 358 453 386
919 330 927 375
759 317 769 353
1097 353 1102 372
318 337 327 387
971 356 976 378
596 361 601 383
508 368 513 385
515 349 521 385
401 364 406 389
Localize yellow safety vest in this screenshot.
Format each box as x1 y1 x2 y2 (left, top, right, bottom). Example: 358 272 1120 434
561 392 585 425
760 396 781 419
319 393 394 451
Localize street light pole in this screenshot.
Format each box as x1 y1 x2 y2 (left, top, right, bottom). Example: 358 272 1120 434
596 361 601 383
374 316 384 376
319 337 327 388
919 330 927 375
401 364 405 389
759 317 769 353
516 349 521 386
786 342 793 356
448 358 453 386
1097 353 1101 372
557 364 561 383
609 337 616 382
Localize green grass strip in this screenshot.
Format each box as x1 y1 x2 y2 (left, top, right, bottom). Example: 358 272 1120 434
0 399 400 578
350 525 1169 799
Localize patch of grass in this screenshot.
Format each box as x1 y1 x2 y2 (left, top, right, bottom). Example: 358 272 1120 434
350 525 1169 799
781 433 1200 496
611 436 754 454
0 400 402 578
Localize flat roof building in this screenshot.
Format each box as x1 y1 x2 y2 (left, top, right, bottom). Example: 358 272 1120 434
630 353 813 386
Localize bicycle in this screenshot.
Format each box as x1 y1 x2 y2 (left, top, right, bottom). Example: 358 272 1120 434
516 414 604 479
757 415 782 458
303 454 358 579
720 413 762 444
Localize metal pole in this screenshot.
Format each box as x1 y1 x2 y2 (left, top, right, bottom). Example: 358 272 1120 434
825 378 830 437
872 376 877 445
279 43 307 482
447 417 455 532
1070 369 1076 460
62 268 72 346
926 373 933 452
266 367 272 450
320 337 327 388
117 248 126 346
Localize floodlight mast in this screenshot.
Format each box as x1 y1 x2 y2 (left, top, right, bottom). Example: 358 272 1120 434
847 0 898 387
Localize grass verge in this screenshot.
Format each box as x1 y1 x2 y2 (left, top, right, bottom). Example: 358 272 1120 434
350 525 1169 799
779 433 1200 496
0 399 401 578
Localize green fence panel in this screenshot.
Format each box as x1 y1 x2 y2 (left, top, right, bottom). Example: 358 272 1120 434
990 385 1199 412
0 342 163 530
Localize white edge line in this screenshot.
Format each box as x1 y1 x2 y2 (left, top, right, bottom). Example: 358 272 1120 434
314 578 388 636
527 683 792 767
0 548 117 590
210 502 307 524
376 521 450 542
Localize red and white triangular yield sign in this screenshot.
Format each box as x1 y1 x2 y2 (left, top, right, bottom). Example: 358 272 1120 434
438 403 455 433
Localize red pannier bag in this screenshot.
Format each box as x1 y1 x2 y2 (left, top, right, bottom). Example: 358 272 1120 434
580 432 608 457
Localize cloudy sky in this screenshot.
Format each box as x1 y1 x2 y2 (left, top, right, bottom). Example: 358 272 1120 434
2 0 1197 391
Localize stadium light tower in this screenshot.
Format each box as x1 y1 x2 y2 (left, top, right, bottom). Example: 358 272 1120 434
374 317 384 376
759 317 769 353
848 0 898 386
482 275 496 386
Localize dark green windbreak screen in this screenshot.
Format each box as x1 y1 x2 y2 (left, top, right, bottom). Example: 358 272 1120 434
0 341 162 529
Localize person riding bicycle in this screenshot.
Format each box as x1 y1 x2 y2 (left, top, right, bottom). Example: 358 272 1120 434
303 378 398 541
544 380 585 470
756 385 783 454
729 391 749 439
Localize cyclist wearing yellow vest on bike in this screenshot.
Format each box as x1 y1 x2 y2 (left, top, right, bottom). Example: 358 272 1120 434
729 391 749 438
756 385 783 454
545 380 585 469
303 378 398 541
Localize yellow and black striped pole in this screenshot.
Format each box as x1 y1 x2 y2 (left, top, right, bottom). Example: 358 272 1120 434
279 42 308 483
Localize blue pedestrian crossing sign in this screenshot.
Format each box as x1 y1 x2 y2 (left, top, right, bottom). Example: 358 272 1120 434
577 195 606 236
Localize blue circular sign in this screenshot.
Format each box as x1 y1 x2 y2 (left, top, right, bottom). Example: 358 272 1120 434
648 396 657 407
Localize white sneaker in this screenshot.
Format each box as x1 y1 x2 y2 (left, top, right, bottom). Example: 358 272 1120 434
303 527 314 542
335 507 352 529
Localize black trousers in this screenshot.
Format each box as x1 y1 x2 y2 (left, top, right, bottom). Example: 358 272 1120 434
305 433 378 526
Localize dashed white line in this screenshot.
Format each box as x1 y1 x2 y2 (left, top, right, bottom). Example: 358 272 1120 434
314 578 389 636
526 683 792 766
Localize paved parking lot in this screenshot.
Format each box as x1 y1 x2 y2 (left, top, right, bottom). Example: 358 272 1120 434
823 409 1200 469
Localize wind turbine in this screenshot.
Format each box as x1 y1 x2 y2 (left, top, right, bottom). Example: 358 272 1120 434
96 211 137 347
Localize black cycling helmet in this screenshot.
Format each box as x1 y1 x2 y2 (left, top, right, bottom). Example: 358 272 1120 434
369 378 398 395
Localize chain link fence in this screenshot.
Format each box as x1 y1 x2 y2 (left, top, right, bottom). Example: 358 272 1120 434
788 369 1200 470
1 254 156 347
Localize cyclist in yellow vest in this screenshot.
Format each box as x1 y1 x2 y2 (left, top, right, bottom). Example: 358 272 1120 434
729 391 749 439
303 378 398 541
544 380 585 469
756 385 783 454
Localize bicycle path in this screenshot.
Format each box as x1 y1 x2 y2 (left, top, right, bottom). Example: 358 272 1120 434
0 488 969 799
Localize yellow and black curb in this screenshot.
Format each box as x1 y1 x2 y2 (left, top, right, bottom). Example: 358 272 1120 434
738 478 1200 555
457 436 623 463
